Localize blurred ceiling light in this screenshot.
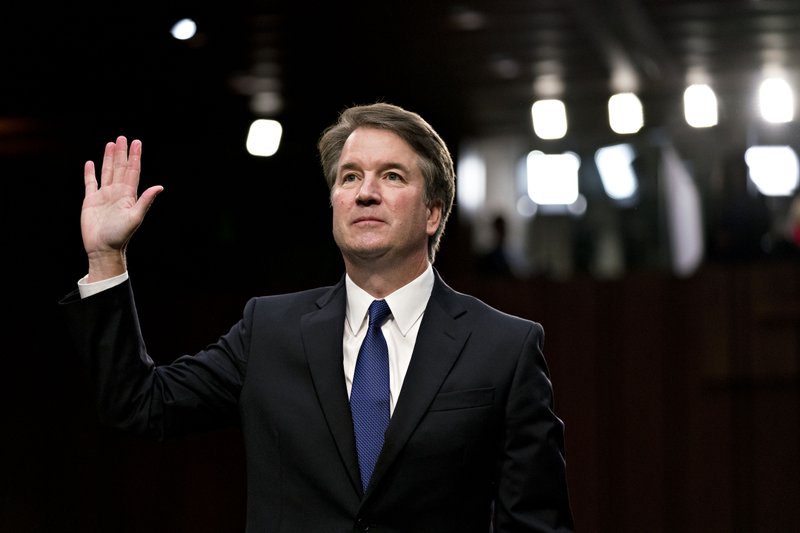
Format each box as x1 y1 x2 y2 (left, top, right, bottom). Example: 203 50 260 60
744 145 799 196
567 193 587 216
170 18 197 40
531 99 568 140
759 77 794 123
534 74 564 98
491 56 521 79
594 143 638 201
684 84 718 128
661 144 704 277
608 92 643 134
251 91 283 115
516 195 538 218
246 119 282 157
456 149 487 214
526 150 580 205
449 6 486 30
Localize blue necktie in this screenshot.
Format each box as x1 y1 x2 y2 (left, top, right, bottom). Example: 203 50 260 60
350 299 392 492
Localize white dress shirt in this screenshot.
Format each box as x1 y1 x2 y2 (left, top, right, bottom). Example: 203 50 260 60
342 263 434 415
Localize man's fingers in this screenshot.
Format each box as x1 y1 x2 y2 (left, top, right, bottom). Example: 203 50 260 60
112 136 129 182
99 140 117 186
97 136 143 189
84 161 98 195
136 185 164 218
124 139 143 187
89 135 146 201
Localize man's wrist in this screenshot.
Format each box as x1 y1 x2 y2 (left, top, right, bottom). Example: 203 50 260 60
86 249 127 283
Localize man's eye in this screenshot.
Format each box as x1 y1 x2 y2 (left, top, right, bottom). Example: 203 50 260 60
342 173 357 183
386 172 401 181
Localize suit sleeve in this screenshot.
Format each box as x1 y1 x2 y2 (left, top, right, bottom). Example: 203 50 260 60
59 280 250 440
493 321 575 532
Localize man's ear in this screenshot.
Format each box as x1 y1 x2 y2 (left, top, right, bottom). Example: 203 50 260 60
426 201 443 236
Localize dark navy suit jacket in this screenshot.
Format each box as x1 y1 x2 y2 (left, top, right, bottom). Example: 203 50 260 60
60 269 574 532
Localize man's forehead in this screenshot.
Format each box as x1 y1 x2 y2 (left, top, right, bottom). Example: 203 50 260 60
339 128 420 169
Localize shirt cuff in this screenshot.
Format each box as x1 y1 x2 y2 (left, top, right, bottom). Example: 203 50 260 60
77 271 129 299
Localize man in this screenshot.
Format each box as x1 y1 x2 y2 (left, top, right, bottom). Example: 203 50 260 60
60 102 574 532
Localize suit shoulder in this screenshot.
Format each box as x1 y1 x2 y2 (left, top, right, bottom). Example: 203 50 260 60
242 285 340 317
252 285 334 304
444 284 542 332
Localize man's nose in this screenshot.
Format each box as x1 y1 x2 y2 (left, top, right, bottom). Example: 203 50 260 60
356 175 381 204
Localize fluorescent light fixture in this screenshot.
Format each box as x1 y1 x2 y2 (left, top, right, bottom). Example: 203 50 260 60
246 119 282 157
661 144 704 277
608 92 643 134
759 77 794 123
531 99 568 139
683 84 718 128
526 150 580 205
456 150 487 214
744 145 799 196
594 143 638 201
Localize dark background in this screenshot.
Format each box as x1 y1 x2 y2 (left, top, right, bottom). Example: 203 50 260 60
2 2 799 532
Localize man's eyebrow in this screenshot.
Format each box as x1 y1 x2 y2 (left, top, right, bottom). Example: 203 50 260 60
338 161 411 172
339 162 359 172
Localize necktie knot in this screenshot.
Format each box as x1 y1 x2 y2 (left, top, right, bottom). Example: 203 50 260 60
368 299 391 327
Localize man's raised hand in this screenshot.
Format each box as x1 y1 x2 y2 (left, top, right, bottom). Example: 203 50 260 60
81 136 163 281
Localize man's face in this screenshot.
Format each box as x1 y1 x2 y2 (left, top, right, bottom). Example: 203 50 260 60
331 127 441 269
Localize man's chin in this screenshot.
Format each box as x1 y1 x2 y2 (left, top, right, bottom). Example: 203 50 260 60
339 243 393 264
348 247 390 261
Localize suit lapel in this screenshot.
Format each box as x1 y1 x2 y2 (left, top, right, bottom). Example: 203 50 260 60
300 279 362 493
369 272 471 492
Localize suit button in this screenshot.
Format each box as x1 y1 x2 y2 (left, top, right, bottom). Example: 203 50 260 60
355 518 370 532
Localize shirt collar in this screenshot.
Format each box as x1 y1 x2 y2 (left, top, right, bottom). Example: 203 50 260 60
345 263 435 337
